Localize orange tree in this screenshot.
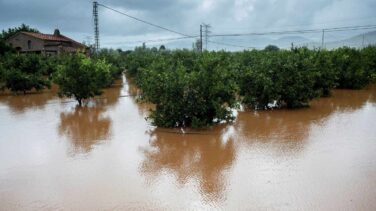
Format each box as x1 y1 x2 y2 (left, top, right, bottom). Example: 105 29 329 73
53 54 112 106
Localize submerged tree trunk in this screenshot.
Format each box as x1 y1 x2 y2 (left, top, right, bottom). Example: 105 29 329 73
77 98 82 107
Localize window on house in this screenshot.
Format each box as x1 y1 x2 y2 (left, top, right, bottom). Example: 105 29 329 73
27 40 32 49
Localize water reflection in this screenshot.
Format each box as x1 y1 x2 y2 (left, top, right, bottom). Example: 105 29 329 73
139 85 376 202
57 82 122 155
59 106 112 155
236 85 375 141
125 77 153 117
314 86 376 111
0 86 57 114
96 83 122 107
141 127 235 201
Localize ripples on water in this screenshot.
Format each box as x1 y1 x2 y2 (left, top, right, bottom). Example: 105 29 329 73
0 77 375 210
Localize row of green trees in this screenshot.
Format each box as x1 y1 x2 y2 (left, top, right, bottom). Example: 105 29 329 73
0 52 123 103
0 54 53 93
1 24 375 128
1 25 126 103
125 46 376 128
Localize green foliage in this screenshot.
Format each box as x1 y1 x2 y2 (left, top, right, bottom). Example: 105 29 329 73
53 54 112 106
159 45 166 51
0 39 15 56
361 45 376 82
137 51 238 128
239 51 278 109
93 48 126 81
1 54 51 93
311 49 337 96
0 23 39 41
239 48 317 109
264 45 280 51
331 47 369 89
277 48 316 108
126 46 376 128
125 47 161 77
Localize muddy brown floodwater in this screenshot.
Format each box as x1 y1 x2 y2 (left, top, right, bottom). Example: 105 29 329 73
0 76 375 210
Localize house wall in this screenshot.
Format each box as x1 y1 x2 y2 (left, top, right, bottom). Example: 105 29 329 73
6 33 45 53
6 32 88 55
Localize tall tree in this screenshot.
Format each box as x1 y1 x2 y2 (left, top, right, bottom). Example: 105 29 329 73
0 23 39 41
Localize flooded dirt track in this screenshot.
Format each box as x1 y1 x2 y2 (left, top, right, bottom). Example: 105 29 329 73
0 77 375 210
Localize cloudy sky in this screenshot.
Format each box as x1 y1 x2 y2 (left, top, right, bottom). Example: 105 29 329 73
1 0 376 50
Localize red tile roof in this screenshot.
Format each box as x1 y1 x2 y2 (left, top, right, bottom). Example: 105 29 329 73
21 31 86 48
22 32 70 41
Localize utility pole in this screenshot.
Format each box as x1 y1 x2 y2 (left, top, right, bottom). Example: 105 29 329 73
362 33 365 48
321 29 325 49
202 23 211 50
93 1 100 52
200 25 203 52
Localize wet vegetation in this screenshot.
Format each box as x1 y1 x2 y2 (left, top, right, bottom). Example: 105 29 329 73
125 46 376 128
53 54 112 106
0 51 119 104
0 25 125 104
1 25 376 128
137 51 238 128
0 54 52 93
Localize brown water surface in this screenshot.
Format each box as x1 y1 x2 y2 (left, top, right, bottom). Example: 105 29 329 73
0 76 375 210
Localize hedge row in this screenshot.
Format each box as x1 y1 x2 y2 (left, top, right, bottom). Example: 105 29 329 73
125 46 376 128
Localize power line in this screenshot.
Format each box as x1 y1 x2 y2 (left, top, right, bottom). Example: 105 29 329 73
94 3 376 50
106 24 375 49
115 36 198 45
208 40 255 49
97 3 196 39
214 16 376 32
208 24 376 37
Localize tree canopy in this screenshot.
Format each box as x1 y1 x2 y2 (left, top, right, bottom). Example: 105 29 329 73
53 54 112 106
0 23 39 41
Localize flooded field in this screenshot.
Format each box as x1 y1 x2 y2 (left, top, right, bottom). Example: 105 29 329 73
0 76 375 210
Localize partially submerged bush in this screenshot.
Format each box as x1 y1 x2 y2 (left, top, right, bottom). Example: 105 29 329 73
53 54 112 106
125 46 376 128
331 47 369 89
1 54 51 93
138 52 238 128
361 45 376 82
239 48 316 109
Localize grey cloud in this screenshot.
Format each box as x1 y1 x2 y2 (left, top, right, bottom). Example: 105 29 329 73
1 0 375 50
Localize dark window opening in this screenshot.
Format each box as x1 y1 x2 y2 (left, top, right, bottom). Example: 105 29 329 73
27 40 32 49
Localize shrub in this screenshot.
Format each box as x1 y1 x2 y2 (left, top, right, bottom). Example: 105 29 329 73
264 45 280 51
361 45 376 82
239 52 279 109
311 49 337 97
125 46 376 128
1 54 51 93
53 54 112 106
138 52 238 128
93 48 126 81
331 47 369 89
240 49 316 109
277 48 316 108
